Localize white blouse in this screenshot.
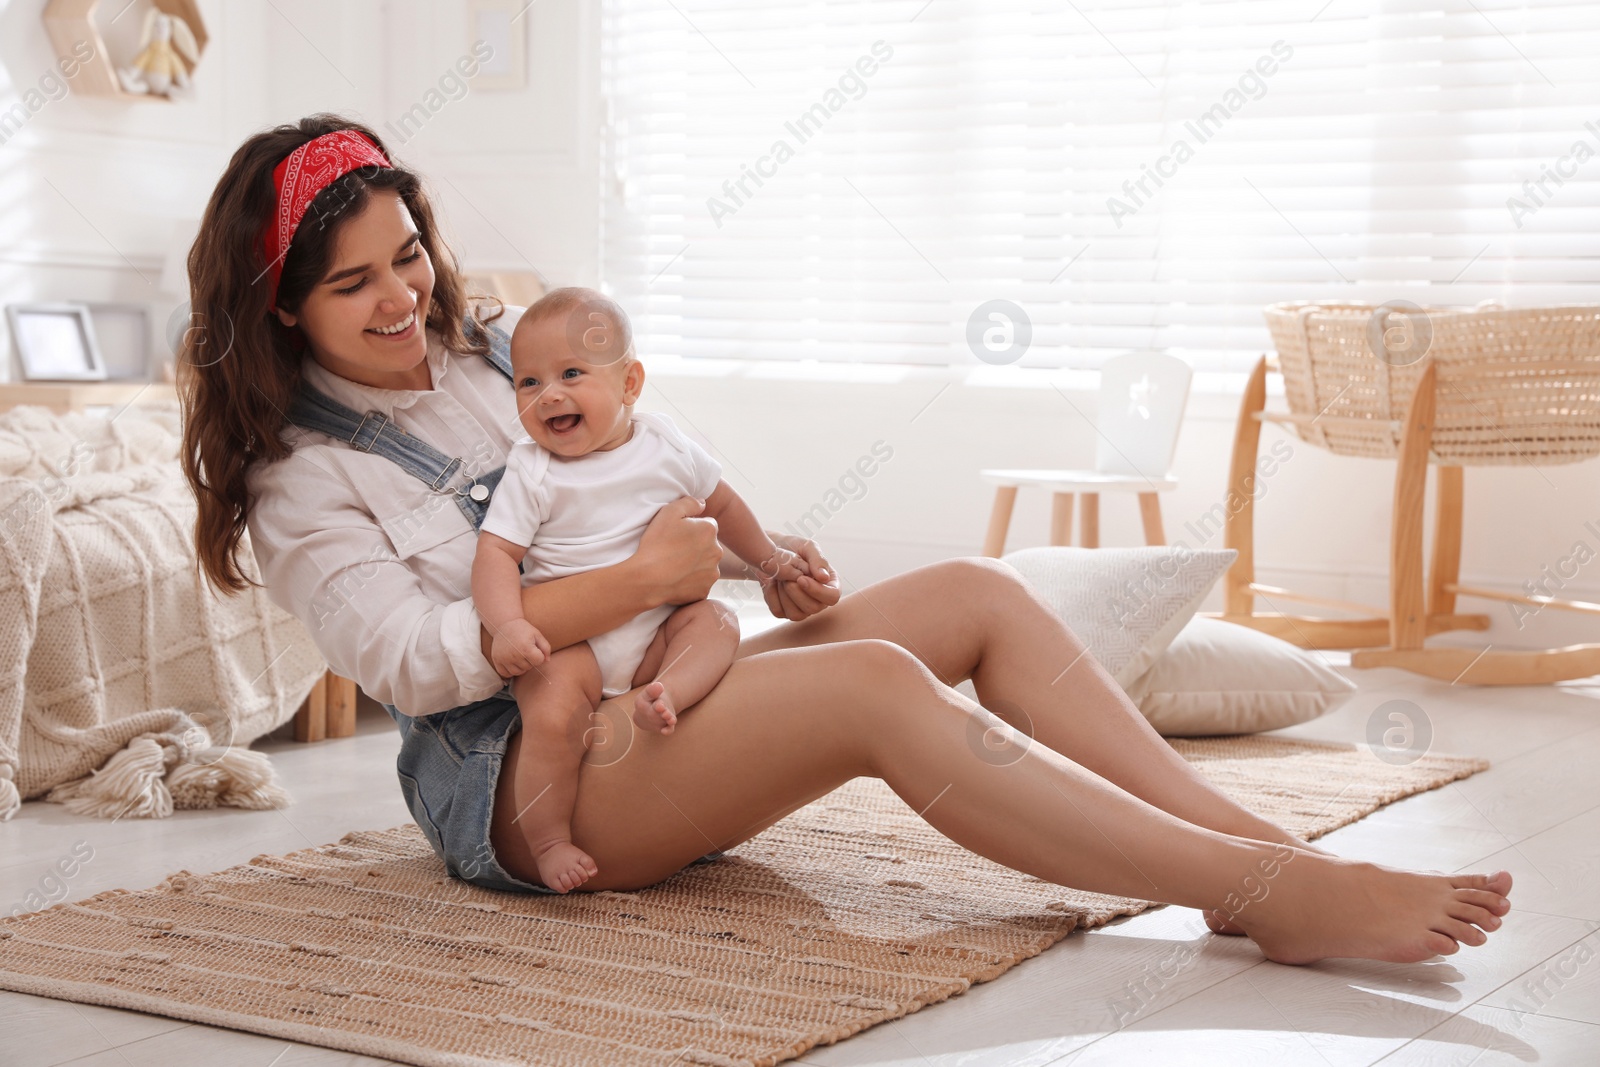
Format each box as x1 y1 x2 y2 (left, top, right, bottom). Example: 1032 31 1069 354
245 305 530 718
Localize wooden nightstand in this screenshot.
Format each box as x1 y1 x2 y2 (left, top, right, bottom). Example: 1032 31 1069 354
0 380 178 413
295 674 359 742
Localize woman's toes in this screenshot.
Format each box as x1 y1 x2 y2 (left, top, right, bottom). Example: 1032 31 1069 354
1438 917 1487 947
1449 902 1501 932
1454 887 1510 915
1423 931 1461 957
1453 871 1514 895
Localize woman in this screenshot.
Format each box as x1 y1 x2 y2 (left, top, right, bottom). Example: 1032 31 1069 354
179 114 1511 967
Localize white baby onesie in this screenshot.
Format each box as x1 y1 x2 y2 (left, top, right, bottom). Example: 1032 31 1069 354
478 410 724 697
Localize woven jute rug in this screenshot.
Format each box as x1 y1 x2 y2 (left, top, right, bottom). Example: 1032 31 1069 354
0 736 1486 1067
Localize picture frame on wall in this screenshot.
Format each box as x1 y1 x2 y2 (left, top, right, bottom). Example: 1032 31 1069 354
5 303 108 381
467 0 528 90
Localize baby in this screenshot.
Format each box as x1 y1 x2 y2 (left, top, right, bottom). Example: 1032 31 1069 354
471 288 814 894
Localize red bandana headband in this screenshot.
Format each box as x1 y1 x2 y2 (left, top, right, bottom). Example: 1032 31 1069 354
261 130 392 307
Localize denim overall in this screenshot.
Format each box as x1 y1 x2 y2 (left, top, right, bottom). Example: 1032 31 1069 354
285 318 724 893
285 318 516 532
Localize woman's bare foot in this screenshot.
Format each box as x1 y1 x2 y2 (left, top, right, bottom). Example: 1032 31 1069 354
1234 856 1512 965
1204 910 1248 936
1207 834 1333 936
534 840 599 893
633 680 678 735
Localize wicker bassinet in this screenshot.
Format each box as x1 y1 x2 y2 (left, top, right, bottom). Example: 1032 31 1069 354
1262 302 1600 465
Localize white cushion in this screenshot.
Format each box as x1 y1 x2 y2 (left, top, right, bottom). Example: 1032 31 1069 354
1122 616 1357 736
999 545 1236 688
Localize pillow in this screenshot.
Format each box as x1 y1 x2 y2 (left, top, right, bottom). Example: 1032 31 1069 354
1121 616 1357 736
999 545 1236 688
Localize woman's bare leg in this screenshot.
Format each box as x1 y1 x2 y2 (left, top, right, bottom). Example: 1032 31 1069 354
493 638 1511 964
736 556 1498 935
508 644 604 893
741 558 1325 854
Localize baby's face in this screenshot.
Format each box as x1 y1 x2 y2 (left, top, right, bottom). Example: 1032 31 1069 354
509 311 640 457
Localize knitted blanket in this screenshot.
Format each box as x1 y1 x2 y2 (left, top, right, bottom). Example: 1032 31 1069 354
0 403 326 822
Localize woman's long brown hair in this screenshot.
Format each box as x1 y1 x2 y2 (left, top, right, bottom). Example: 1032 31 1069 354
180 113 501 593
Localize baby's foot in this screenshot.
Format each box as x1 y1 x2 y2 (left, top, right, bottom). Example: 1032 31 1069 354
534 841 599 894
633 680 679 735
1234 856 1512 965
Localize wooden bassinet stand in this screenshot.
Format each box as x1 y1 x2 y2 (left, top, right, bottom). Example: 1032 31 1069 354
1217 302 1600 685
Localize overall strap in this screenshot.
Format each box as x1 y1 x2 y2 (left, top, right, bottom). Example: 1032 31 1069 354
476 315 513 379
285 317 515 530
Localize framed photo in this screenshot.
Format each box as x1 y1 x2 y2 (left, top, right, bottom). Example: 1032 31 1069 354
467 0 528 90
5 303 107 381
85 303 151 381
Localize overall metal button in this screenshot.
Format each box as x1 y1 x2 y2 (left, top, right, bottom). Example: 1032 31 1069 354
468 483 490 502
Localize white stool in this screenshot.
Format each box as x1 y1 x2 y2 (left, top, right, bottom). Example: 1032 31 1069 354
980 351 1192 555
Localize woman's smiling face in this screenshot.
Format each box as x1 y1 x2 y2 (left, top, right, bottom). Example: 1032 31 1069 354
275 192 435 390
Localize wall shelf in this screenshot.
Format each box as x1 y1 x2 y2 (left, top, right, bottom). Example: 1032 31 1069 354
41 0 208 101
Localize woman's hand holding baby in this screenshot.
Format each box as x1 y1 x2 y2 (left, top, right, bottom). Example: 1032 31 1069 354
635 495 722 607
490 618 551 677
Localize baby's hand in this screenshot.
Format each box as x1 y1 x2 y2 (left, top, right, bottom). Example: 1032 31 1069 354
754 546 809 584
491 619 550 677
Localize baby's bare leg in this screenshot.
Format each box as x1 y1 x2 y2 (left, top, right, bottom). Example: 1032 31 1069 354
631 599 740 735
509 644 605 892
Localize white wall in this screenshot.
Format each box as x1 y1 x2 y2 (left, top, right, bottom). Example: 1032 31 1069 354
371 0 600 286
2 0 1596 655
0 0 595 379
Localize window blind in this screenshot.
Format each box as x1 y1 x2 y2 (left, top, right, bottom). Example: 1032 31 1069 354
599 0 1600 371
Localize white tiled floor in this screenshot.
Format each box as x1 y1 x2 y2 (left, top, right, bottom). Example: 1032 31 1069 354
2 655 1597 1066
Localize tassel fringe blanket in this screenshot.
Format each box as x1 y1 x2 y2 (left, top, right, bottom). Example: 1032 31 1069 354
0 403 326 821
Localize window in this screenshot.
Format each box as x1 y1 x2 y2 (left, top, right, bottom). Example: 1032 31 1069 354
601 1 1600 371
